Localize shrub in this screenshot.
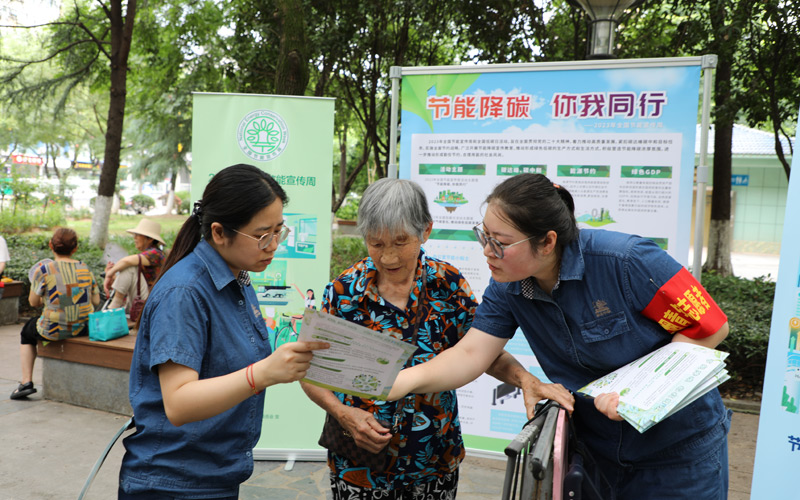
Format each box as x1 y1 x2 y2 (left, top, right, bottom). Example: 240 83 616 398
330 236 366 281
130 194 155 214
335 196 360 221
175 191 190 214
67 207 93 219
702 271 775 391
0 206 66 233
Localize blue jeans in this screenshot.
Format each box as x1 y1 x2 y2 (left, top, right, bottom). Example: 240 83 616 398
587 417 730 500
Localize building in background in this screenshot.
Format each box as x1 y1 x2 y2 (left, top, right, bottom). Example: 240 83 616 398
693 124 793 255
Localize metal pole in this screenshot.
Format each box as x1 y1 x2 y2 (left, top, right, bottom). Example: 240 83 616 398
387 66 402 179
692 54 717 281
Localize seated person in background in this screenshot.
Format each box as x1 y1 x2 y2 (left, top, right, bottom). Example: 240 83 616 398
10 227 100 400
0 234 9 277
104 218 166 311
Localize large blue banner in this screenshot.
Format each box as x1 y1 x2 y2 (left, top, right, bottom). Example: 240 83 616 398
750 113 800 498
398 59 703 454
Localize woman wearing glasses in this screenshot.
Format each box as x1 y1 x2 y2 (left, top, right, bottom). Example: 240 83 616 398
301 178 567 500
118 164 329 500
390 173 731 500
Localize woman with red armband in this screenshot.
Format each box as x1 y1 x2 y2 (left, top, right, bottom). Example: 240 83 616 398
390 173 731 500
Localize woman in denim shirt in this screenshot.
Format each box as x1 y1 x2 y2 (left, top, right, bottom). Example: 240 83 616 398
391 173 731 500
118 164 328 500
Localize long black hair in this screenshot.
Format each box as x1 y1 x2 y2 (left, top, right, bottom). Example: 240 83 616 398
485 173 578 255
157 164 288 282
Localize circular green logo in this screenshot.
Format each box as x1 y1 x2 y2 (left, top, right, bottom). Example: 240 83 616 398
237 110 289 161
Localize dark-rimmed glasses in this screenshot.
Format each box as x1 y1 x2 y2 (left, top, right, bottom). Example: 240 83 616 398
473 225 534 259
231 225 290 250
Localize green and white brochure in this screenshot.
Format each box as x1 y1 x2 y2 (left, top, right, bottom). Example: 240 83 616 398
299 309 418 401
578 342 730 433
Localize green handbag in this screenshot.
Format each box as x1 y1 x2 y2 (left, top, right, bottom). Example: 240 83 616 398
88 307 129 341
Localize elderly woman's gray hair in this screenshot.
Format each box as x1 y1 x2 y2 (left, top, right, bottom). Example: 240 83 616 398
357 178 432 240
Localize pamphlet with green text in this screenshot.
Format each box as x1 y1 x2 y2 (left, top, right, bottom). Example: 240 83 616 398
298 309 418 400
578 342 730 433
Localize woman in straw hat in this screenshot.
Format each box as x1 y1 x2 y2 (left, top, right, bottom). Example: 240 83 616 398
104 218 167 312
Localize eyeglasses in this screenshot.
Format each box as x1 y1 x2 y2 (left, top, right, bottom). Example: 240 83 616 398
231 225 290 250
473 225 534 259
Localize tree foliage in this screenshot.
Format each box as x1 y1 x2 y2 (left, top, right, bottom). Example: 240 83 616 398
2 0 797 274
735 0 800 179
0 0 138 248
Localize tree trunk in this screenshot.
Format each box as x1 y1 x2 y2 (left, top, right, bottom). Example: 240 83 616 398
702 0 736 276
111 193 120 214
89 0 137 248
704 108 734 275
90 194 114 245
274 0 309 95
165 171 177 214
338 123 347 197
773 129 792 180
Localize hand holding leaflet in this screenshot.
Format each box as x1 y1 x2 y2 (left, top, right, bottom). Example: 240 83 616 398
298 308 418 400
578 342 730 433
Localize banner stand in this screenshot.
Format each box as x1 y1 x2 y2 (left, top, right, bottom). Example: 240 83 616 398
691 54 718 280
192 92 335 464
386 57 714 457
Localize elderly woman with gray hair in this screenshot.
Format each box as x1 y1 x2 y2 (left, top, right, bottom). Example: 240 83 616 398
302 178 569 499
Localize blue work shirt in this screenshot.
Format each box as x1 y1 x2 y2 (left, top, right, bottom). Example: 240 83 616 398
472 229 729 467
119 239 271 497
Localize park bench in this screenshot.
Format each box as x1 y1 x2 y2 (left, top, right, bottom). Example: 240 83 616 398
37 332 135 415
0 281 24 325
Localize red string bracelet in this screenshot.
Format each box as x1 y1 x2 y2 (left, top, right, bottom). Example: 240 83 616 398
246 363 262 395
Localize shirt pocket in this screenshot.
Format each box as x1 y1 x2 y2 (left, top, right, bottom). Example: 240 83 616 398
579 311 630 344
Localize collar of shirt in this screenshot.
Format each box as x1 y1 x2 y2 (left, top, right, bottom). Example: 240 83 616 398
352 248 428 308
518 232 585 300
194 239 246 290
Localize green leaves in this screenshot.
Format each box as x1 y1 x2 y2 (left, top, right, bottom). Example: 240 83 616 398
703 270 775 389
402 73 480 131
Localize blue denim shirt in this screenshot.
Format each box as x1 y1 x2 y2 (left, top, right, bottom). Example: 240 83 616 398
473 229 729 467
120 239 271 497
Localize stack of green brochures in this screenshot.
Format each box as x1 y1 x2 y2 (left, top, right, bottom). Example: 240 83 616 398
578 342 730 433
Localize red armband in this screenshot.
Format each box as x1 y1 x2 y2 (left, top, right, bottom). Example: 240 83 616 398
641 267 727 339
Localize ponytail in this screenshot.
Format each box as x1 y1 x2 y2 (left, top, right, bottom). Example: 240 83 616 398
153 164 288 287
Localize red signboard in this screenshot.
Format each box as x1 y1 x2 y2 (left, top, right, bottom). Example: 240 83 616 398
11 154 44 166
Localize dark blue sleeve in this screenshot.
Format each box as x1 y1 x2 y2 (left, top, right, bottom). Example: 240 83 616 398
471 278 519 339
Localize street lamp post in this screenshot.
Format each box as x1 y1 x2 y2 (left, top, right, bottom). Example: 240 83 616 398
567 0 645 58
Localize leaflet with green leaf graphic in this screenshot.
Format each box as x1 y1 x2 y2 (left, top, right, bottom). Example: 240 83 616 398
578 343 729 433
298 309 418 400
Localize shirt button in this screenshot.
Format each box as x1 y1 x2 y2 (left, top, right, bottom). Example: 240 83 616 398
239 300 244 306
246 451 252 457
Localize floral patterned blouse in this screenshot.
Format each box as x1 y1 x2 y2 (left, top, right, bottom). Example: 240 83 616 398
140 246 165 288
322 249 478 490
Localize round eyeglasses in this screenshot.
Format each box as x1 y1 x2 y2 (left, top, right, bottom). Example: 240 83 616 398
473 225 534 259
231 225 290 250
